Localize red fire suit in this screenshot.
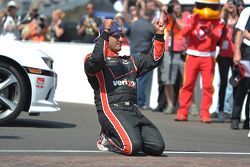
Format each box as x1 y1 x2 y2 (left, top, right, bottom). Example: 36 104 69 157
176 14 224 122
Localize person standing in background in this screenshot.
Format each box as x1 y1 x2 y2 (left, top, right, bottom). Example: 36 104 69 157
122 0 142 24
159 1 197 115
18 1 50 41
77 2 102 43
18 1 40 39
236 0 249 131
127 9 155 110
114 12 129 45
0 1 20 40
216 0 239 122
49 9 65 42
230 6 250 130
0 10 5 34
145 0 162 20
175 0 224 123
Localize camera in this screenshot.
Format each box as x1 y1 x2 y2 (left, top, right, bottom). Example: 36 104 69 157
167 0 174 14
167 4 174 14
38 15 47 29
229 65 242 87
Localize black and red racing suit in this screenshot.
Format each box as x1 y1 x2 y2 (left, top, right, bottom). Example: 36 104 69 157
84 31 165 155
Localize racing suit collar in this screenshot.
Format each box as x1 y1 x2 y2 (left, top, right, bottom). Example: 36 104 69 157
107 49 119 57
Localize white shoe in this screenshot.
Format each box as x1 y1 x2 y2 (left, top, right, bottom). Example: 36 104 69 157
96 132 109 151
248 131 250 138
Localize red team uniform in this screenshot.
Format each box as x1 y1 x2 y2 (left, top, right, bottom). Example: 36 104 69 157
175 0 224 123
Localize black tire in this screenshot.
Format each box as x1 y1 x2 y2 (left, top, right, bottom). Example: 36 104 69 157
0 61 28 125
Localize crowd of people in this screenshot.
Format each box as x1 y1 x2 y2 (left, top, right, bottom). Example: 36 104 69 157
111 0 249 129
0 0 249 128
119 0 249 129
0 0 67 42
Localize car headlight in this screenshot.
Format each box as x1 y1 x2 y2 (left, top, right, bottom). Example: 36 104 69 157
42 57 53 69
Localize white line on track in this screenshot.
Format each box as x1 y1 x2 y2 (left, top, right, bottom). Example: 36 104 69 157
0 150 250 155
163 151 250 155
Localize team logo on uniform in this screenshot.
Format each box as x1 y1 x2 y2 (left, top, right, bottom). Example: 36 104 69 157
194 24 213 40
113 79 136 88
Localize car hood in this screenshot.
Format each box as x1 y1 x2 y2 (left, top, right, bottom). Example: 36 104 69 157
0 38 52 70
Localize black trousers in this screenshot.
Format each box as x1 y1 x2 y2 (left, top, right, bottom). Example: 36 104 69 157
156 84 166 110
97 104 165 156
155 65 182 110
155 66 166 110
217 56 233 112
245 93 250 124
231 78 250 121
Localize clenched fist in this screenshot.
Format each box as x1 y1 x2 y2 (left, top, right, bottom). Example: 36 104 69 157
103 19 113 32
154 19 165 35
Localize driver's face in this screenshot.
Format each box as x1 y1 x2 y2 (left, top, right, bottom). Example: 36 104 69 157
108 33 124 52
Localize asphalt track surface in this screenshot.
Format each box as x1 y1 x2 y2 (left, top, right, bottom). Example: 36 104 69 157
0 102 249 167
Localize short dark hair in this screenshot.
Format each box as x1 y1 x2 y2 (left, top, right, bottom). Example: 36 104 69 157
169 0 180 6
144 9 155 18
146 0 155 4
85 2 94 9
237 0 245 6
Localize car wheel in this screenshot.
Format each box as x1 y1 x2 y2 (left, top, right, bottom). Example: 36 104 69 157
0 62 28 124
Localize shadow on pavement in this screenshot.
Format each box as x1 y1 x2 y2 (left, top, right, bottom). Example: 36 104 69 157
2 119 76 129
0 136 22 139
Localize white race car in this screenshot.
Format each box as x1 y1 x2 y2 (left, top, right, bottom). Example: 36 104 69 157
0 38 60 124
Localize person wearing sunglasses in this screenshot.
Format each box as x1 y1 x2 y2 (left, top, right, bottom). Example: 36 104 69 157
84 19 165 156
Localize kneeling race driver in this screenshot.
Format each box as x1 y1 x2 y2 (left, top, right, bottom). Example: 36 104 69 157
84 18 166 156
